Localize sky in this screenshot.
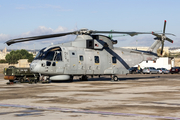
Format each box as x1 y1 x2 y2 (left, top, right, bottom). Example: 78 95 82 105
0 0 180 50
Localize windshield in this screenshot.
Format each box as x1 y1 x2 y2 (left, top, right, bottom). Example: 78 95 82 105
34 48 46 60
34 47 62 61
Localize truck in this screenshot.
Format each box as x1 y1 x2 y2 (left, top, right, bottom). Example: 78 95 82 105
3 66 39 83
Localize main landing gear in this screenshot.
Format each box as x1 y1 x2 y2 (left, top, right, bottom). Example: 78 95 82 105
69 75 74 82
111 75 119 82
79 75 88 81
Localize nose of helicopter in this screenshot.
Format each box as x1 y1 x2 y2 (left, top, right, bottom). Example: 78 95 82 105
30 60 40 73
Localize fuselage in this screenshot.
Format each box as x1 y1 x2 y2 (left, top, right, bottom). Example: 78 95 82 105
30 39 158 76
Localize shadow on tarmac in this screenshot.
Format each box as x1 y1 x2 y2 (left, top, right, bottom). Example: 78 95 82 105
51 75 161 83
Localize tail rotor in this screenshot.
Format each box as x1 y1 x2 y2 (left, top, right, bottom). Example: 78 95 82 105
152 20 174 55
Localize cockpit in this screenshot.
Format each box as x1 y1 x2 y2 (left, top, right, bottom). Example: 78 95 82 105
34 47 62 61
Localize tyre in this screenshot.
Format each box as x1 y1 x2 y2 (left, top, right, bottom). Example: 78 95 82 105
69 75 74 82
81 75 88 81
9 80 14 83
20 78 24 83
113 76 118 81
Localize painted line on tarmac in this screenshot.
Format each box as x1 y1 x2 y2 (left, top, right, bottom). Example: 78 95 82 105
0 103 180 120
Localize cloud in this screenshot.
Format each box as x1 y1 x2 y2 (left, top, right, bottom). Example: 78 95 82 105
0 34 12 43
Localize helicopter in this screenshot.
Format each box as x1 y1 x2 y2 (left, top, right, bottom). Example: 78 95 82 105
6 20 174 82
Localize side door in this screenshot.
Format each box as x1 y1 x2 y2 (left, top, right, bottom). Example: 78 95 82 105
93 53 101 75
54 51 64 74
85 51 93 75
69 50 78 74
77 54 86 74
44 52 56 74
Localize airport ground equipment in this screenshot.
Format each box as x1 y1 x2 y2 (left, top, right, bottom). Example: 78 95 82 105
3 66 39 83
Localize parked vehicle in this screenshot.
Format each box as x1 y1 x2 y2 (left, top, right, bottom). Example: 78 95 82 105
170 67 180 74
128 67 142 74
3 66 39 83
143 67 158 74
157 68 169 74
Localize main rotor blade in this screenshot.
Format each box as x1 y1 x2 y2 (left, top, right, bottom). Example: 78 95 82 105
163 20 166 35
91 31 152 36
6 31 76 46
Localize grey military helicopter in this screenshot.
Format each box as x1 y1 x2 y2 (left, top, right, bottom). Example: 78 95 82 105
6 20 174 82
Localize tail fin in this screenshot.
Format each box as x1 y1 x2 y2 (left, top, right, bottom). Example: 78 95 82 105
147 40 161 53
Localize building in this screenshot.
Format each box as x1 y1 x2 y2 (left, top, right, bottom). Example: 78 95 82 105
0 47 9 60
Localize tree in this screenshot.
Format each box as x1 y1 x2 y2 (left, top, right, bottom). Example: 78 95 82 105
0 60 7 63
5 49 34 64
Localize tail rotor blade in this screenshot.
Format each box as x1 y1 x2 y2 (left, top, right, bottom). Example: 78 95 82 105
166 37 173 43
163 20 166 35
161 41 164 55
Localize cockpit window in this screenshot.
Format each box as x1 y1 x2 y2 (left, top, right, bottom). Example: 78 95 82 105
54 52 62 61
34 48 46 60
34 47 62 60
44 51 55 61
46 47 61 52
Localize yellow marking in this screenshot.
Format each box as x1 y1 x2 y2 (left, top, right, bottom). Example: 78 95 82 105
95 63 99 65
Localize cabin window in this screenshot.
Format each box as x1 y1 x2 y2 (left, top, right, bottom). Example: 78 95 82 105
54 52 62 61
79 55 84 61
86 40 94 49
52 62 56 66
46 61 51 66
112 56 117 64
94 56 99 63
72 52 75 55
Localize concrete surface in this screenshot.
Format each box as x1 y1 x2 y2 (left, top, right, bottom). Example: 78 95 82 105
0 73 180 120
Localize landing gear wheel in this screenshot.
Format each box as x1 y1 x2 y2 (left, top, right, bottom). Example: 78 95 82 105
69 75 73 82
9 80 14 83
111 75 119 82
81 75 88 81
20 78 24 83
